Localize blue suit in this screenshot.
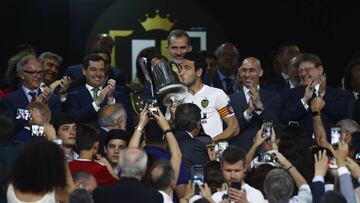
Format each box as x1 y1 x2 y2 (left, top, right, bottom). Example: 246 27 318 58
281 86 353 144
174 131 210 178
2 88 61 132
65 86 133 129
229 88 282 153
212 70 236 95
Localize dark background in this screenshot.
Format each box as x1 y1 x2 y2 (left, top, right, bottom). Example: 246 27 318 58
1 0 360 87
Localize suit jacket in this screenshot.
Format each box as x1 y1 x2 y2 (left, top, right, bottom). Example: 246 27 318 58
310 181 325 203
281 86 353 144
92 177 163 203
2 88 61 133
65 85 133 129
229 88 281 153
212 70 236 94
174 131 210 177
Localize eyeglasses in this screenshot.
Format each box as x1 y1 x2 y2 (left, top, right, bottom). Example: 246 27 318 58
23 70 43 76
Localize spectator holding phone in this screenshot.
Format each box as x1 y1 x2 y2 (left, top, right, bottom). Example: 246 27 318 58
212 145 265 203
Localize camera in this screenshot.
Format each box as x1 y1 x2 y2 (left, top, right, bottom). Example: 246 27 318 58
258 152 276 163
16 108 31 121
263 120 272 139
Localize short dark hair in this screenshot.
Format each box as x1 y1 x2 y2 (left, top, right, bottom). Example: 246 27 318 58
51 113 76 132
104 129 129 147
90 46 111 65
292 53 323 69
220 145 246 165
175 103 201 132
204 160 225 194
76 123 99 150
9 141 66 193
276 43 299 56
183 51 208 80
82 53 106 70
200 50 217 61
150 159 175 190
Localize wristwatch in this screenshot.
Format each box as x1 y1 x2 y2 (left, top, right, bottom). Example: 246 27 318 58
312 111 320 117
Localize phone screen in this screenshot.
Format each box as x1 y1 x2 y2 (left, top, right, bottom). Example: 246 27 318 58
328 157 338 169
31 125 44 136
215 141 228 158
16 108 31 121
263 121 273 138
191 165 204 195
191 165 204 185
330 126 341 145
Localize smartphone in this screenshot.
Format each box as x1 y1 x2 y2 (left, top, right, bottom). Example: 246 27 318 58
16 108 31 121
330 126 341 145
31 125 44 136
215 141 228 157
263 120 273 139
328 157 338 169
191 165 204 195
230 181 241 190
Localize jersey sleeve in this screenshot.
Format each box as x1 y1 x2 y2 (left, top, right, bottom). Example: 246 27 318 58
215 89 235 118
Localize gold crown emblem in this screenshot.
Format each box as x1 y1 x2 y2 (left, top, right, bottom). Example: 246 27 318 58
140 10 175 31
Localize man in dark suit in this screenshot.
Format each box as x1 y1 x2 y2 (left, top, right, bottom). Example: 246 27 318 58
65 46 125 91
2 55 61 132
92 148 163 203
174 103 211 176
65 54 132 128
230 57 281 153
212 43 240 95
281 53 353 144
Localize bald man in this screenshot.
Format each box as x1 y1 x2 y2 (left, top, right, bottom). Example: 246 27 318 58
212 42 241 95
229 57 281 153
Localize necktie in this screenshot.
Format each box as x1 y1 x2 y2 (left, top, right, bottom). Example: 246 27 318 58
92 87 100 101
224 78 234 95
29 91 36 102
